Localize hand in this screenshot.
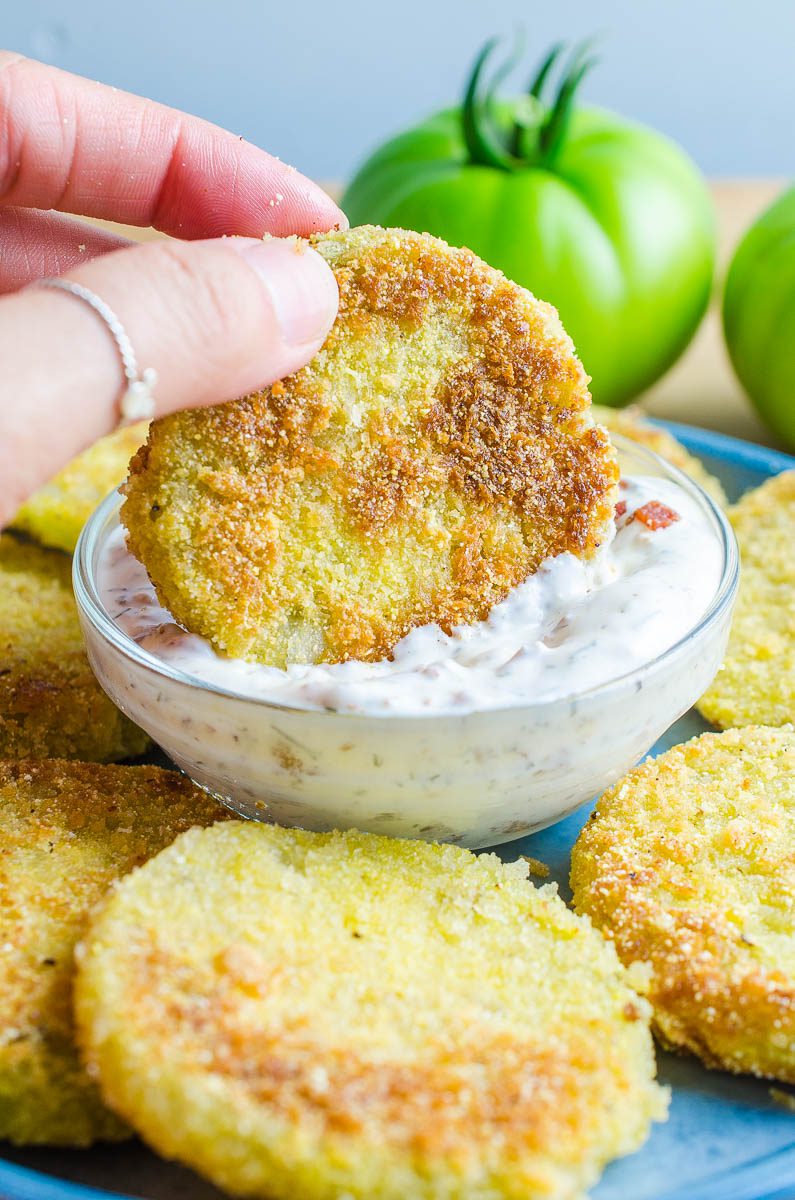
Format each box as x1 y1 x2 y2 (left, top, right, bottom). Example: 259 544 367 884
0 52 346 526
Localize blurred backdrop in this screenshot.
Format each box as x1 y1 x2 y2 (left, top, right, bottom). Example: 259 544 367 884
6 0 795 182
5 0 794 446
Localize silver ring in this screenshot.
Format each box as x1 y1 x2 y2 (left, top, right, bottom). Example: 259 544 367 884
34 278 158 424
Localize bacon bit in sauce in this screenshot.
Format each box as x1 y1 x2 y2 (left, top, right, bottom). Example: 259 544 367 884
629 501 681 531
615 500 628 519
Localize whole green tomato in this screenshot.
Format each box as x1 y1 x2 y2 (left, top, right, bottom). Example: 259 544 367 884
343 40 716 407
724 185 795 447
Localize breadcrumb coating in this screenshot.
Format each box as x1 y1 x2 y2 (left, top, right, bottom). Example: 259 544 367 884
76 823 666 1200
12 423 148 554
571 725 795 1081
0 759 225 1146
698 470 795 728
591 406 727 507
123 226 618 668
0 534 149 761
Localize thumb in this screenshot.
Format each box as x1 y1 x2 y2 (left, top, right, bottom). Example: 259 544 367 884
65 235 340 411
0 235 339 525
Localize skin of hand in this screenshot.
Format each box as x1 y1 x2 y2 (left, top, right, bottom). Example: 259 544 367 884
0 52 346 527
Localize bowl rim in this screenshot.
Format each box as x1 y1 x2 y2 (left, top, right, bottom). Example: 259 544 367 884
73 434 739 721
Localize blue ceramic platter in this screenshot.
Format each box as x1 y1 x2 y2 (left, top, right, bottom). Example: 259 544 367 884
1 422 794 1200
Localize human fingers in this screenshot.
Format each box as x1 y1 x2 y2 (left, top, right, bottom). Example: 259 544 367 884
0 235 338 524
0 52 346 238
0 207 129 292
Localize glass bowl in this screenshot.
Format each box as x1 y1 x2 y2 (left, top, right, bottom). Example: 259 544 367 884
74 439 738 849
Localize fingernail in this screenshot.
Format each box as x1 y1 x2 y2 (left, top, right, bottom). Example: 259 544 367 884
236 238 338 347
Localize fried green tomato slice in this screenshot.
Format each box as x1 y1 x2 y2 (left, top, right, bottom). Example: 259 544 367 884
571 726 795 1082
698 470 795 729
122 226 619 667
75 823 667 1200
0 534 149 761
0 759 225 1146
590 405 728 507
12 422 149 554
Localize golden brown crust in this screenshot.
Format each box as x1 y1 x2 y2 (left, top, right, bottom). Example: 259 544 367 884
123 226 618 667
0 758 226 1146
124 951 627 1159
571 725 795 1082
0 534 149 761
76 823 665 1200
698 470 795 729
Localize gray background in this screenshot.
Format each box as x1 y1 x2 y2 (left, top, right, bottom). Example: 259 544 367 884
4 0 793 184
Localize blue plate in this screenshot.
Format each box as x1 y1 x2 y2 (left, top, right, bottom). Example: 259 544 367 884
2 423 794 1200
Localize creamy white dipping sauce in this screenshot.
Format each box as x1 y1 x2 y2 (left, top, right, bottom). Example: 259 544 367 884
98 475 723 717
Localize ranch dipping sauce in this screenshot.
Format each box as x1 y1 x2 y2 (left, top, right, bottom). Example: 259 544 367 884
82 453 736 848
98 475 723 717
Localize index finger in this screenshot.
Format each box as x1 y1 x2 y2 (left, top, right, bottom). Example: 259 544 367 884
0 52 346 238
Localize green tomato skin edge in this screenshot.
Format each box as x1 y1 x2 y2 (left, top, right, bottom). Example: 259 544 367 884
342 105 716 408
724 185 795 449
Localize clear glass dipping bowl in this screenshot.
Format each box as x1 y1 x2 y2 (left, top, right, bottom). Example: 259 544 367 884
74 439 738 850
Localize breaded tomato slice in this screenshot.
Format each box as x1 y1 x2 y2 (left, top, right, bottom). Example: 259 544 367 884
572 725 795 1082
122 226 618 667
0 759 225 1146
76 823 666 1200
12 422 148 554
699 470 795 729
0 534 149 761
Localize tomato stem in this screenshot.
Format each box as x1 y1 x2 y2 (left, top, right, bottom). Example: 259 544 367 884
528 41 566 101
462 36 597 171
538 41 598 166
461 38 522 171
508 41 563 157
